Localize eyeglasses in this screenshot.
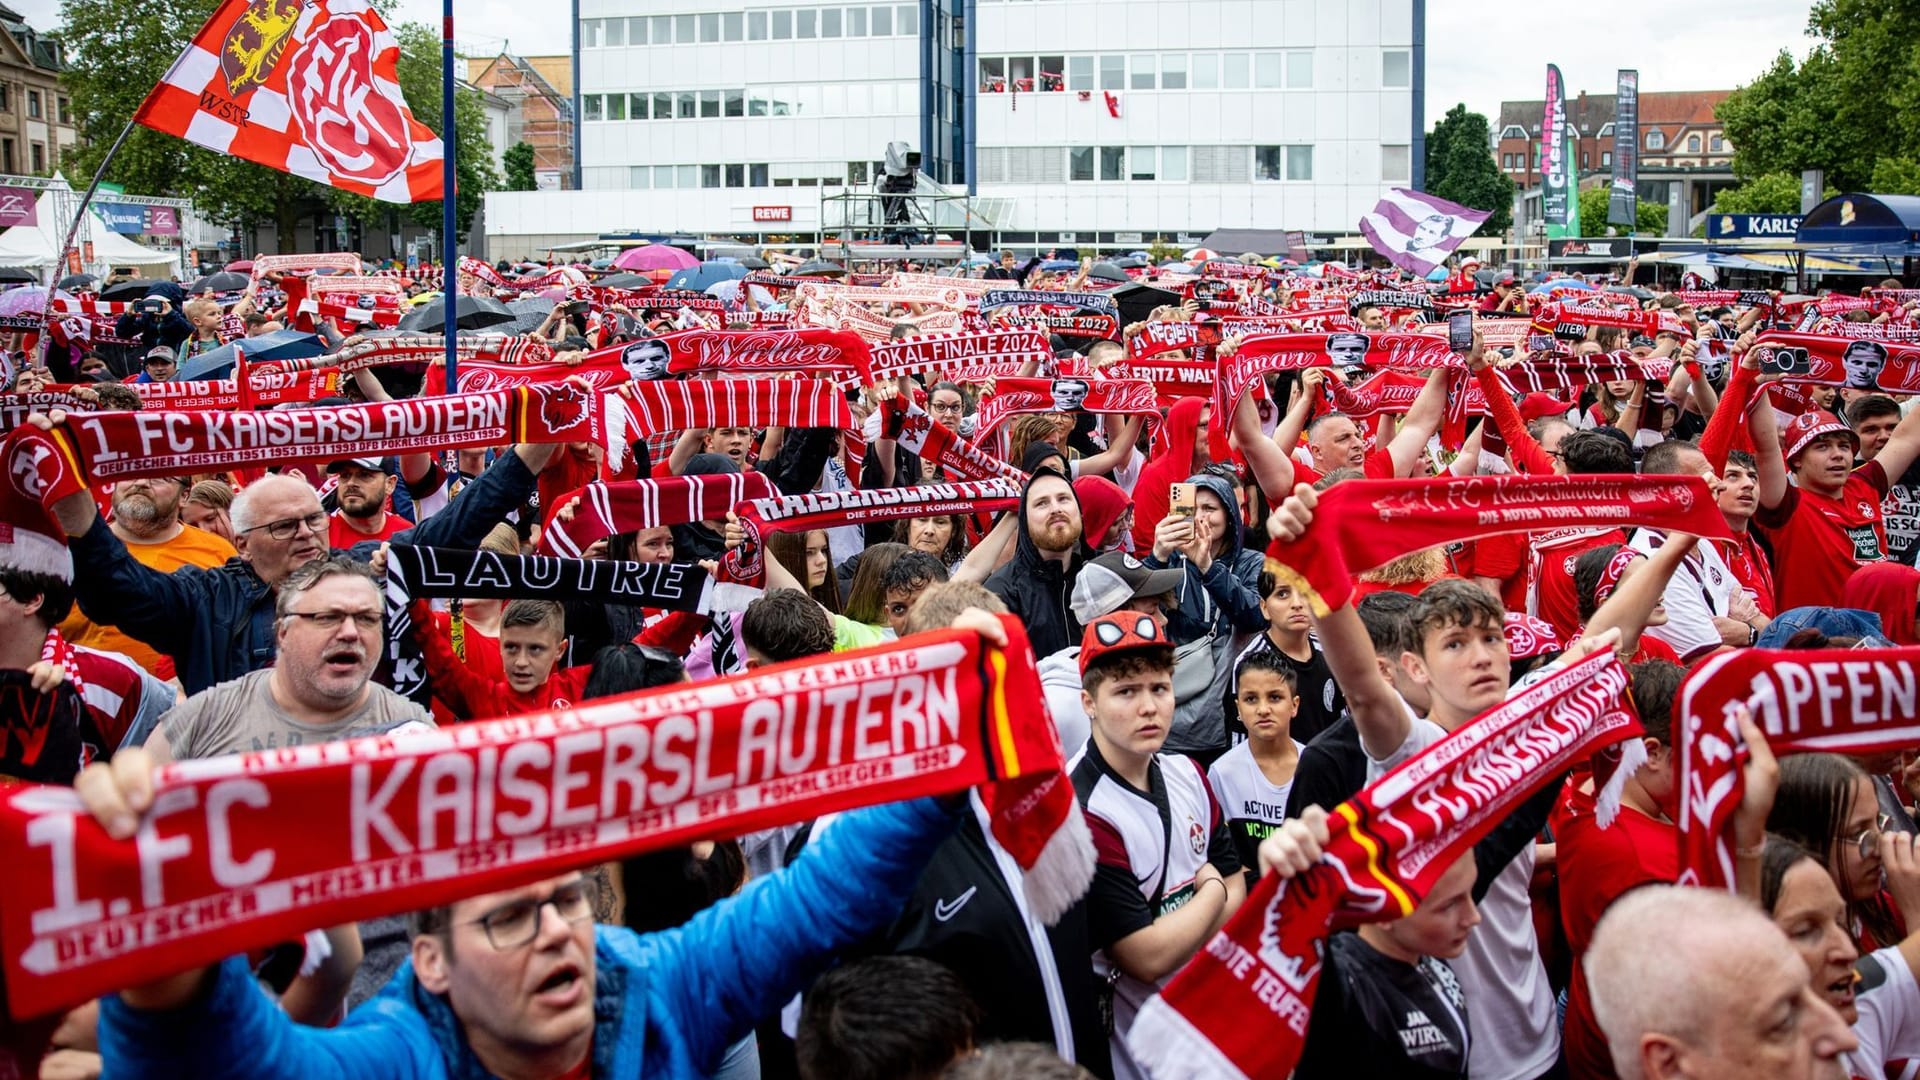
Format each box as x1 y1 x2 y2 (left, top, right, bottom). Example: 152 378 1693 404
1844 814 1894 860
463 879 597 951
283 609 381 631
244 511 328 541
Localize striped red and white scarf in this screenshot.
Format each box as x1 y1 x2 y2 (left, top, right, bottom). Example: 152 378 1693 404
973 377 1160 441
726 478 1023 579
619 379 852 439
868 329 1052 382
539 472 778 558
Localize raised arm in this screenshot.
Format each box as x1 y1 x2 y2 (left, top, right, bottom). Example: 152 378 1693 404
1075 413 1143 477
1230 375 1298 499
1381 367 1448 476
1578 533 1699 657
952 512 1017 584
1467 336 1555 474
1869 388 1920 482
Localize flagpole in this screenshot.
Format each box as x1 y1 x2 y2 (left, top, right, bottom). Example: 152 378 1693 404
39 117 136 369
441 0 458 391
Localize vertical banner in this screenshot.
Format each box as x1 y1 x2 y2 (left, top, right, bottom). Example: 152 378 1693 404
0 187 36 227
1542 64 1576 239
1608 70 1639 229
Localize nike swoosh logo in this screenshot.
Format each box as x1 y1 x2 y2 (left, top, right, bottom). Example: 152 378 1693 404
933 886 978 922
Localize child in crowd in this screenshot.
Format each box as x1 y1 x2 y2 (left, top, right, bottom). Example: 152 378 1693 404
416 598 591 719
1208 650 1304 884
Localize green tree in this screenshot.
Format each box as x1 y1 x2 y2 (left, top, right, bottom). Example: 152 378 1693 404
1711 172 1809 214
1870 158 1920 196
1717 2 1920 191
504 141 537 191
1577 186 1666 235
1423 104 1514 236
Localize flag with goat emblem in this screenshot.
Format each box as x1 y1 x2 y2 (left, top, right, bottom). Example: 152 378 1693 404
132 0 445 202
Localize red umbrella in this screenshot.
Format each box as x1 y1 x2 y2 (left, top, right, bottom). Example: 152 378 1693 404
225 259 254 272
611 245 700 272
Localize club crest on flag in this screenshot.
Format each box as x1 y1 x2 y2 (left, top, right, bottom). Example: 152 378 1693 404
220 0 302 96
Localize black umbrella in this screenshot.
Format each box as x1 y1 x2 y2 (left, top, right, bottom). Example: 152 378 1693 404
1111 282 1183 328
793 260 847 277
0 266 35 284
397 294 516 332
190 271 249 293
56 273 97 290
1087 262 1130 283
738 256 770 270
595 272 652 289
1111 256 1147 270
504 296 558 335
1604 284 1654 301
100 279 160 301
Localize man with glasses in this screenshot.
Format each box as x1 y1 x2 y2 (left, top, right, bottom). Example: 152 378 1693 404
37 408 560 695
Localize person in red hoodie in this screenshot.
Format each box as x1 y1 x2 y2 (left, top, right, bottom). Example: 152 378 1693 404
1128 396 1215 552
416 599 591 719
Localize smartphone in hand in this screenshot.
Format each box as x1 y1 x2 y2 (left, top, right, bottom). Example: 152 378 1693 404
1447 310 1473 353
1169 482 1197 520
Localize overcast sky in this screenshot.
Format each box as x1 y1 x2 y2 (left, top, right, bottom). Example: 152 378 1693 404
20 0 1821 118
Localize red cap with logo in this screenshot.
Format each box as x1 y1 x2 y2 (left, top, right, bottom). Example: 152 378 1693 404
1078 612 1171 677
1782 408 1857 462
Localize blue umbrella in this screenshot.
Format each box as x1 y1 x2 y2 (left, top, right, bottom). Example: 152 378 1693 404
666 262 749 292
178 329 327 381
1039 259 1078 272
1528 278 1594 295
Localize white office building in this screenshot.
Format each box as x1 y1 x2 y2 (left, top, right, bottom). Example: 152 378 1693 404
480 0 1426 258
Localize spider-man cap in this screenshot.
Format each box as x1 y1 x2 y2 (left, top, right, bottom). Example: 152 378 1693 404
1078 611 1171 677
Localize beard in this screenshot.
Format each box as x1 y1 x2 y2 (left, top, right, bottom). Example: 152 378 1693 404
1031 515 1082 553
338 491 384 519
112 489 176 532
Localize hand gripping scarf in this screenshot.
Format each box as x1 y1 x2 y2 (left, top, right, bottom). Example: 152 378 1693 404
1751 331 1920 394
1262 475 1733 616
538 472 778 558
1212 332 1460 421
980 288 1119 316
0 616 1093 1019
382 545 717 704
726 478 1024 579
12 385 611 483
868 329 1053 383
1129 648 1641 1079
1677 646 1920 890
656 328 875 384
620 378 853 440
1531 301 1689 341
878 401 1028 484
972 377 1160 442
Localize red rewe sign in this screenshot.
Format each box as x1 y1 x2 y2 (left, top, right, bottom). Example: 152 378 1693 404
752 205 793 222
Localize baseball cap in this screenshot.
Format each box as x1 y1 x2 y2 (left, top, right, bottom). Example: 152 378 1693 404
1460 256 1483 269
1517 393 1575 423
326 456 397 475
1070 551 1185 625
1782 409 1857 461
143 345 177 364
1077 611 1172 678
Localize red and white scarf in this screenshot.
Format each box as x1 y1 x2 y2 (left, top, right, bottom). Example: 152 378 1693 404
1532 301 1689 340
973 377 1160 441
1263 475 1732 615
16 386 613 484
1213 332 1460 419
881 402 1028 484
38 371 342 411
1752 331 1920 394
425 353 632 396
867 329 1052 382
620 379 851 440
655 328 874 384
538 472 777 558
1129 649 1640 1079
726 478 1023 578
1127 321 1223 362
0 618 1091 1017
1677 646 1920 890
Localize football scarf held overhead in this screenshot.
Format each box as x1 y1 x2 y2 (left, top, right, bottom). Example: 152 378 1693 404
972 377 1160 441
882 403 1029 484
996 311 1121 341
382 545 716 704
656 328 875 384
28 369 342 411
1128 648 1641 1080
425 353 632 395
538 473 778 558
0 616 1094 1018
19 386 611 483
1531 301 1689 341
1677 647 1920 891
1752 331 1920 394
1263 475 1733 616
726 478 1024 579
868 329 1053 382
620 378 853 439
980 289 1118 316
1212 331 1459 419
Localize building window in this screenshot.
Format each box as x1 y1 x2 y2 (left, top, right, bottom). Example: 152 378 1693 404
2 139 13 173
1257 144 1311 180
677 91 696 118
1596 122 1613 138
976 147 1006 183
1222 53 1250 89
797 9 816 36
674 14 695 41
654 91 672 118
0 86 10 113
1068 56 1093 91
872 5 893 34
1099 145 1124 180
650 15 670 43
750 163 769 187
1039 55 1064 90
57 96 68 124
1099 55 1124 90
721 89 742 117
1579 151 1588 169
1646 129 1664 150
748 11 768 38
1255 145 1282 180
1382 144 1409 182
980 57 1005 91
1601 151 1611 167
629 93 647 119
897 4 917 34
1129 146 1156 180
694 13 715 40
25 91 37 119
1500 124 1524 139
603 18 623 46
1131 54 1154 89
606 93 625 120
1161 145 1187 181
749 90 769 116
654 165 675 188
1382 50 1410 88
725 164 745 187
849 7 868 35
700 90 720 118
629 166 650 188
701 164 722 188
1711 134 1725 153
821 8 841 35
848 161 869 185
580 18 602 47
678 164 698 187
29 141 41 171
721 11 742 40
1192 145 1249 183
1069 146 1094 181
772 10 792 37
1161 54 1187 89
1686 133 1700 153
1192 54 1217 89
1254 53 1282 89
583 94 602 121
1286 51 1313 89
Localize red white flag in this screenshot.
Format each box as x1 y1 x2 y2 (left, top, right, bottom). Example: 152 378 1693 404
1104 91 1121 118
132 0 445 202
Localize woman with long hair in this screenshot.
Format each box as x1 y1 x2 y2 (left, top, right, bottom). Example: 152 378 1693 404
767 529 841 613
1768 753 1913 951
842 542 910 630
893 514 970 570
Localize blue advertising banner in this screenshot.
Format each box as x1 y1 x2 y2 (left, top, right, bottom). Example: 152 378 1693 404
1709 213 1804 239
93 204 146 234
